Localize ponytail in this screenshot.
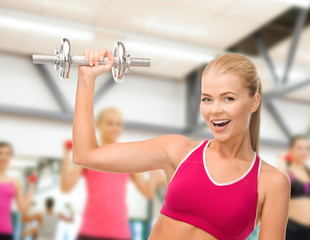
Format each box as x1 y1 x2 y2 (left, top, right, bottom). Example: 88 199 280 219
249 82 262 153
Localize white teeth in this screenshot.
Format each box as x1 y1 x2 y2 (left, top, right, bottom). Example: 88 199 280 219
212 120 230 124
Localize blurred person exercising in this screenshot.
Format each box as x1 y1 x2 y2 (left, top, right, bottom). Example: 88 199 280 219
278 135 310 239
0 142 35 240
71 49 290 240
22 197 74 240
21 202 38 240
61 108 160 240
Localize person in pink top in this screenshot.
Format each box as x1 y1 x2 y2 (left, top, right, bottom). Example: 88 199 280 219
0 142 35 240
60 108 162 240
71 49 291 240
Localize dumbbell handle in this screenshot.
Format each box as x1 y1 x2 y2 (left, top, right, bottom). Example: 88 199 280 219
32 54 150 67
72 56 109 65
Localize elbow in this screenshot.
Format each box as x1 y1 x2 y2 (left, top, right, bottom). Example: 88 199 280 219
144 190 155 200
21 215 26 223
20 213 29 223
60 178 72 194
72 152 85 166
72 147 94 166
19 205 28 217
148 193 155 200
60 185 71 194
72 142 101 166
72 157 81 165
73 149 98 168
146 195 154 200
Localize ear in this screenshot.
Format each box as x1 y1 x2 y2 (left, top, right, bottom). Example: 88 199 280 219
251 93 261 113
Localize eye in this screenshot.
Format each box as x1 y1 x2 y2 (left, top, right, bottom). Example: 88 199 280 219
202 98 211 102
225 97 234 101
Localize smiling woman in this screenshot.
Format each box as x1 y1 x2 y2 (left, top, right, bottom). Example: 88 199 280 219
200 53 262 152
72 49 290 240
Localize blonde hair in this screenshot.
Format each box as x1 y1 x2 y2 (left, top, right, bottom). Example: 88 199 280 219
202 53 262 153
96 107 123 126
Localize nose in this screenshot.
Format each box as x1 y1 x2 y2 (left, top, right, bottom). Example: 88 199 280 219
210 100 224 115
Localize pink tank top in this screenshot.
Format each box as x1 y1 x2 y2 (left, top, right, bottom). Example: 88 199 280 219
0 182 15 234
80 169 130 238
160 139 261 240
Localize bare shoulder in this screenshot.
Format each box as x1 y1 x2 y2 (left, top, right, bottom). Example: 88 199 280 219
260 160 290 194
157 135 206 180
159 134 204 167
155 134 192 143
159 134 201 152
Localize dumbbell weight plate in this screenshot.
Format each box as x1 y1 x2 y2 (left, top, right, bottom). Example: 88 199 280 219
60 38 71 80
112 42 127 83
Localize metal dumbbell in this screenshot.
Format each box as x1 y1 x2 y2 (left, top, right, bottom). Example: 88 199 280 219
32 38 151 83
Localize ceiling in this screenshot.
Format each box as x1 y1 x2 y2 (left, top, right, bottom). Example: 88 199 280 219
0 0 292 48
0 0 309 97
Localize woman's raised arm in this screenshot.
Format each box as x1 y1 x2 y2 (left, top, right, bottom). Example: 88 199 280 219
72 48 191 174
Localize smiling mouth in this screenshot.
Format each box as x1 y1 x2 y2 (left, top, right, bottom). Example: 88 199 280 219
211 119 231 127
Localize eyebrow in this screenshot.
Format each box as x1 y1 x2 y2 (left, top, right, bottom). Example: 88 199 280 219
201 91 238 96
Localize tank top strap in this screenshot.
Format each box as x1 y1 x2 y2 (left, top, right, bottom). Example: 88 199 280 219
287 169 295 183
244 153 261 190
188 140 209 162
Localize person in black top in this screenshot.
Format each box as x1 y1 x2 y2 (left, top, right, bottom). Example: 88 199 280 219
278 135 310 240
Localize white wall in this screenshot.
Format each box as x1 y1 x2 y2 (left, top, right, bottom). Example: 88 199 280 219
0 52 309 238
0 52 185 226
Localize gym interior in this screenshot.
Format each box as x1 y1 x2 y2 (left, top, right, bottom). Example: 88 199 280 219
0 1 310 240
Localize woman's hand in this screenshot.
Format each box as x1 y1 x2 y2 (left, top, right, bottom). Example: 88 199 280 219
78 48 115 79
277 151 290 172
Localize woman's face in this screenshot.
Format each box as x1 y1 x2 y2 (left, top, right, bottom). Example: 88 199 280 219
97 112 123 143
200 72 260 143
0 146 12 171
290 138 310 164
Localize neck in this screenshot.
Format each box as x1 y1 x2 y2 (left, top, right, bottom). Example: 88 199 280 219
210 130 254 159
46 208 53 214
0 169 6 178
100 137 115 146
291 161 304 168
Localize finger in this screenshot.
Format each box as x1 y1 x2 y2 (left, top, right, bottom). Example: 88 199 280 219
95 49 100 66
89 49 94 66
106 51 115 68
100 48 107 62
84 49 89 61
96 51 114 73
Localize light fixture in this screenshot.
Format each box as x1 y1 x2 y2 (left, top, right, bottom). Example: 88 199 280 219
273 0 310 9
275 67 310 81
131 17 203 37
0 15 94 41
9 158 37 168
125 39 215 63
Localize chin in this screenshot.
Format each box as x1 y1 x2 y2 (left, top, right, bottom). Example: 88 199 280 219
302 159 309 164
213 134 231 142
109 137 119 143
210 128 231 139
